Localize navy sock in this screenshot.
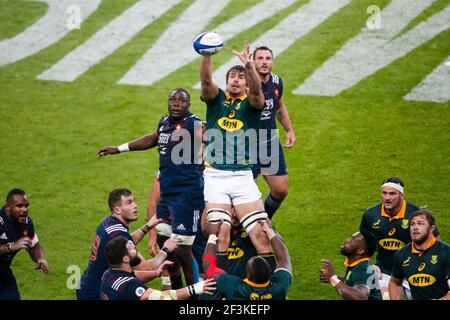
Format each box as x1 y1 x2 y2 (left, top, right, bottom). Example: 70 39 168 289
264 193 283 219
170 273 184 289
192 258 199 283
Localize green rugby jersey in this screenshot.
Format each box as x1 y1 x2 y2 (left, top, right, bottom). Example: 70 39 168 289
216 269 292 300
392 238 450 300
360 200 439 275
203 89 262 171
225 229 258 278
201 230 258 300
344 258 382 300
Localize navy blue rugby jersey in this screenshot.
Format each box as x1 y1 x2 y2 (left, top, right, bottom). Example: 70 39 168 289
260 73 283 130
78 216 132 299
101 269 148 300
0 207 36 270
156 112 204 194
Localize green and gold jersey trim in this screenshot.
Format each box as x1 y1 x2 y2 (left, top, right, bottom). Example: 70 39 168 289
344 257 371 268
243 278 270 288
381 199 406 221
412 236 436 256
225 92 247 104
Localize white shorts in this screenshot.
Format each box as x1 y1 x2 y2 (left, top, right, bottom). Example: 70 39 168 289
203 167 262 206
379 273 412 300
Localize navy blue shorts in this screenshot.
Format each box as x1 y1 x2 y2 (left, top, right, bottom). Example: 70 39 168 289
157 191 204 236
0 268 20 300
252 142 287 178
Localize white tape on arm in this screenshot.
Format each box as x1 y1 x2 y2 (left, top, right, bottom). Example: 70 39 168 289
117 143 130 153
30 233 39 248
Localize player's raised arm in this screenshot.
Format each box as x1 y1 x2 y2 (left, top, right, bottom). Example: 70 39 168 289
233 41 264 109
259 220 292 272
200 56 219 102
96 132 158 157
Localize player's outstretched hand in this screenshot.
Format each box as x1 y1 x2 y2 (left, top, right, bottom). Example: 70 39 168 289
35 258 49 275
198 278 217 295
156 260 174 277
146 215 162 230
232 40 253 66
96 146 120 157
284 130 296 148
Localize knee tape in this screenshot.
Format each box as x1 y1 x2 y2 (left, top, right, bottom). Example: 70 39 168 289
206 208 231 225
155 222 172 237
171 233 195 246
239 210 268 233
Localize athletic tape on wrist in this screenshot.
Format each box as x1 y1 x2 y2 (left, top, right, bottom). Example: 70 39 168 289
117 143 130 153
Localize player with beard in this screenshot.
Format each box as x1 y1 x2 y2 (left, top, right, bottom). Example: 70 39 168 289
360 176 440 299
389 210 450 300
252 46 295 219
100 236 216 300
320 230 382 300
76 188 177 300
0 188 49 300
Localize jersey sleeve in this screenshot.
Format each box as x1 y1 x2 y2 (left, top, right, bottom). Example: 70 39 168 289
217 274 242 298
271 268 293 296
23 216 36 242
203 89 224 109
444 244 450 280
0 217 8 244
122 278 148 300
359 210 370 231
391 249 405 280
278 77 284 98
108 229 133 242
349 266 372 287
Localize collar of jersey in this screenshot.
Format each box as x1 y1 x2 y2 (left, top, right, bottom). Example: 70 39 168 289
226 92 247 104
381 199 406 221
411 236 436 256
243 278 270 288
344 257 370 268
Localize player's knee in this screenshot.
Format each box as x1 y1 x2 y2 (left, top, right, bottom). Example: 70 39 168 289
271 186 288 200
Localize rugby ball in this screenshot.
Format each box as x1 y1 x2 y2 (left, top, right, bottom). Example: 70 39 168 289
193 32 224 56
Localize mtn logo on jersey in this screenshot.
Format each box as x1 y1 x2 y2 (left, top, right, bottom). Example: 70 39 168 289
407 273 436 287
227 247 244 260
378 238 405 250
218 117 243 132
